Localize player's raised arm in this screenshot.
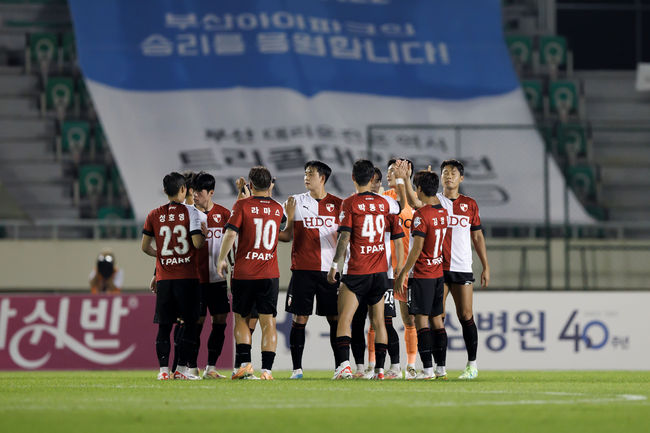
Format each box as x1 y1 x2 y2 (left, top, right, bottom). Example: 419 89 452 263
235 177 251 200
394 235 424 298
395 160 424 210
278 196 296 242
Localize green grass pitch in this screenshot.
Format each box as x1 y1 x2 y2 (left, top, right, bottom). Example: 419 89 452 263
1 371 649 433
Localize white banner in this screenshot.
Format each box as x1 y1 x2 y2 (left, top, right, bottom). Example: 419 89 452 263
250 292 650 372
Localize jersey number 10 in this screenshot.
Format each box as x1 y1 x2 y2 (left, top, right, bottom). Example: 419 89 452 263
253 218 277 250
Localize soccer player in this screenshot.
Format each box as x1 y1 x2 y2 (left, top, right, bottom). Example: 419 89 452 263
141 172 206 380
280 161 342 379
351 168 405 379
395 159 490 380
216 166 288 380
383 159 418 379
327 159 400 380
191 172 232 379
394 171 449 379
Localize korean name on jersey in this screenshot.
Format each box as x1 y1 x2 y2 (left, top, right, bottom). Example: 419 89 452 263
143 202 203 281
338 192 400 275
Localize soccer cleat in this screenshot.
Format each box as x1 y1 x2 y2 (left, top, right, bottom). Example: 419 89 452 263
202 369 227 379
290 369 303 379
405 366 417 380
241 373 260 380
157 371 170 380
231 363 254 380
434 373 449 381
385 368 402 380
332 365 353 380
260 371 274 380
362 367 375 380
415 371 434 380
173 370 184 380
372 372 385 380
458 365 478 380
352 370 366 379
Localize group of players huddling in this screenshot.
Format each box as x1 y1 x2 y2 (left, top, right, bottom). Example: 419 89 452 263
141 158 489 381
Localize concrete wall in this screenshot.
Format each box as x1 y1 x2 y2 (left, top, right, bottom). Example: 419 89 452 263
0 239 648 291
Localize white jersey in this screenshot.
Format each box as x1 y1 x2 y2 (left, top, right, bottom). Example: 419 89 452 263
288 192 342 272
384 213 405 279
436 192 482 273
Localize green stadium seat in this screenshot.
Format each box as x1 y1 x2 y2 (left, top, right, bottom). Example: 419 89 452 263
44 76 74 120
97 206 128 238
549 80 578 120
522 80 543 113
539 35 567 67
557 123 589 163
61 120 90 153
27 32 57 80
567 165 597 202
79 164 107 197
505 35 533 69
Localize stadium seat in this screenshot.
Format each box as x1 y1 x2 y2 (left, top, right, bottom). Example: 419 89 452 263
43 76 74 121
505 35 533 71
78 164 107 197
522 80 543 114
549 80 579 121
26 32 57 81
57 120 90 162
556 123 590 164
567 165 598 202
536 35 573 79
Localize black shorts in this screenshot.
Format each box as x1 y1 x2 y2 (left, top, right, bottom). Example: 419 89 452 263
285 270 339 316
199 281 230 317
443 271 475 286
341 272 390 306
408 277 444 317
248 304 259 319
383 285 396 318
231 278 279 317
154 278 200 325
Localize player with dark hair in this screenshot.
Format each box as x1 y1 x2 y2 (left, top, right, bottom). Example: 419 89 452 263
216 166 289 380
394 159 489 380
327 159 400 380
394 171 449 379
382 158 418 378
141 172 206 381
351 167 405 379
190 171 232 379
280 160 342 379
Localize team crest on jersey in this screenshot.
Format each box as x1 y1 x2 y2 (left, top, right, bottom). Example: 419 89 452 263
213 214 221 223
460 203 468 212
326 203 335 212
413 216 422 228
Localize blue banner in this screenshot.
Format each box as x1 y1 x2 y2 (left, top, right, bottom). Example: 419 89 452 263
69 0 517 99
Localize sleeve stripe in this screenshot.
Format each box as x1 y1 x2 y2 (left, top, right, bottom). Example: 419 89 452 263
338 226 352 233
412 230 426 238
225 223 239 233
390 233 405 240
142 229 154 236
189 229 203 237
470 225 482 231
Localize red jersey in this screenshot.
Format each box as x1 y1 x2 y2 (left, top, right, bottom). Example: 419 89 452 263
410 204 449 279
289 192 342 272
436 193 482 272
197 202 231 284
339 192 400 276
384 214 405 279
143 202 203 281
226 196 286 280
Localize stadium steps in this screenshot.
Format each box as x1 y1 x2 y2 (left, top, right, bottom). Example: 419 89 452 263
0 138 55 160
0 73 39 95
0 95 39 115
577 70 650 221
0 117 53 138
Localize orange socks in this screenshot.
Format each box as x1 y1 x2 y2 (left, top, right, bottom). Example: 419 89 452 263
405 325 417 365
